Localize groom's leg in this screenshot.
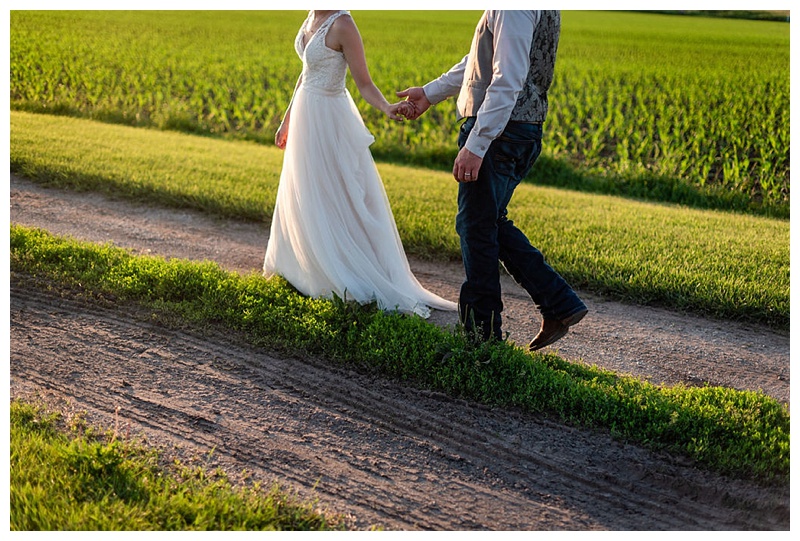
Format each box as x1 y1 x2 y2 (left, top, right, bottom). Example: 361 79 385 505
498 216 587 321
456 118 503 341
456 179 503 342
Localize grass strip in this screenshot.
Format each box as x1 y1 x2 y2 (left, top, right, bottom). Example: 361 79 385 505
10 399 347 531
10 10 789 216
9 111 789 329
10 224 789 484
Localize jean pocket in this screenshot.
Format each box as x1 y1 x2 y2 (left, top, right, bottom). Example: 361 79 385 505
491 136 539 180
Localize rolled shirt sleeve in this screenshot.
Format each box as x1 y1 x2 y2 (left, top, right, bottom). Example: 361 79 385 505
465 11 536 158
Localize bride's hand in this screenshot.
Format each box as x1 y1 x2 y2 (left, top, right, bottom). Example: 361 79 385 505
275 120 289 149
385 102 410 122
397 101 416 119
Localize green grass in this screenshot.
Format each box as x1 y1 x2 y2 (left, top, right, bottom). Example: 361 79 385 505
9 9 790 521
10 224 790 484
9 10 789 216
10 400 347 530
10 111 789 329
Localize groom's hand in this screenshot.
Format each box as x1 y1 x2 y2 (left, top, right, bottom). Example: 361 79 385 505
396 87 431 120
453 147 483 183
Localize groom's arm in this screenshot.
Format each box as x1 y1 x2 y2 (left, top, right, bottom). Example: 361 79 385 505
422 54 468 105
463 11 535 159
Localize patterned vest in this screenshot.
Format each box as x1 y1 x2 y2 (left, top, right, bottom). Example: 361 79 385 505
456 11 560 123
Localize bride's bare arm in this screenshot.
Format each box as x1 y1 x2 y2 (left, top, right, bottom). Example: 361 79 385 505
327 15 406 121
276 73 303 149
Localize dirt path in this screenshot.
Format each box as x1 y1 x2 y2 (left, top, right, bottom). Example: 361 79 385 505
9 174 790 530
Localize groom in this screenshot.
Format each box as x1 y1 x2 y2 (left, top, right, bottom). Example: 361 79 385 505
399 10 587 350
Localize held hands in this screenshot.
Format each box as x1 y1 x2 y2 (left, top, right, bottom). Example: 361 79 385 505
396 87 430 120
384 86 431 122
385 100 415 122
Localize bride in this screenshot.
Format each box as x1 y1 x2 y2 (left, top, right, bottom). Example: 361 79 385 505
264 10 457 318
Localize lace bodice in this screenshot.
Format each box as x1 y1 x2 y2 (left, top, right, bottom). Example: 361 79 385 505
295 11 348 94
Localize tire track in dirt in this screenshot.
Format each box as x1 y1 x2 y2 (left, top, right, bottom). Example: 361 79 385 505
9 286 584 529
9 174 790 406
10 284 789 530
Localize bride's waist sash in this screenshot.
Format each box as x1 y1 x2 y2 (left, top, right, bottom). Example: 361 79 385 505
301 84 346 97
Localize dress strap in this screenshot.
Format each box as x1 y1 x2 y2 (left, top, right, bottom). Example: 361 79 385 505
318 10 349 35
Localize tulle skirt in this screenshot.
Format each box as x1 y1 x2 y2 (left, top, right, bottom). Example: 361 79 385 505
263 85 457 318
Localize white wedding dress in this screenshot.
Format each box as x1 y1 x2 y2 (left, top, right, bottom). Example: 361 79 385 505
263 10 457 318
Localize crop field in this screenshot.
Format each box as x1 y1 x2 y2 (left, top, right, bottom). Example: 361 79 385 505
8 11 792 525
9 10 790 216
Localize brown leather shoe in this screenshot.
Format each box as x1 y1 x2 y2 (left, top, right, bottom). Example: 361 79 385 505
529 308 588 351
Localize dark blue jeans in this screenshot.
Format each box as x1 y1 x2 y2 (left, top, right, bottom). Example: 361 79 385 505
456 116 586 341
